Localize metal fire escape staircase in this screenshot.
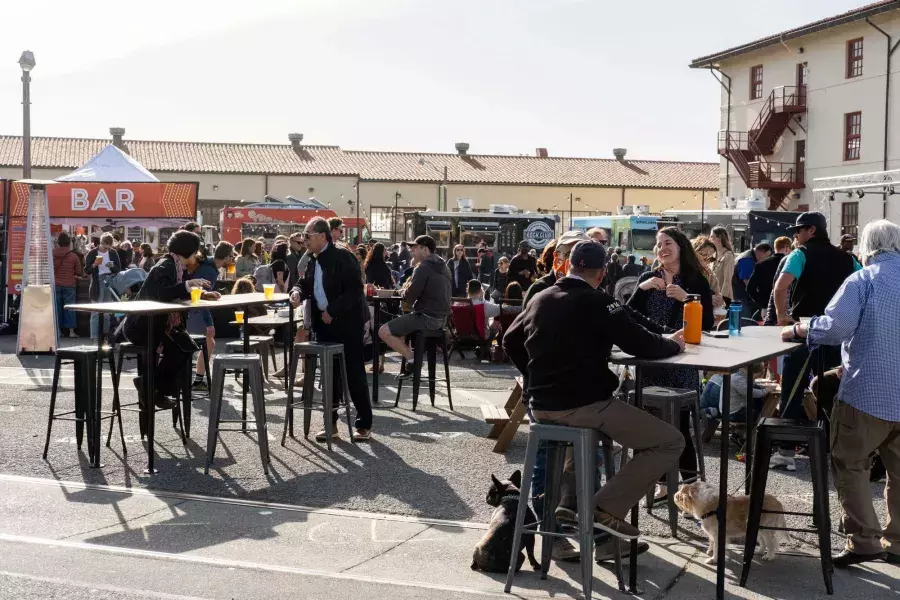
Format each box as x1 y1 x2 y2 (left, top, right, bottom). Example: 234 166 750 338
718 86 807 209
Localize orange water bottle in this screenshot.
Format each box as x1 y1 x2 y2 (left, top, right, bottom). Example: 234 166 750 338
683 294 702 345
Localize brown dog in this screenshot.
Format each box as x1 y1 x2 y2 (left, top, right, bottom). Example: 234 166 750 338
471 471 540 573
674 481 788 565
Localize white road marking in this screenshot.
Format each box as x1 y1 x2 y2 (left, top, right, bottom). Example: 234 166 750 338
0 533 509 598
0 569 215 600
0 474 489 530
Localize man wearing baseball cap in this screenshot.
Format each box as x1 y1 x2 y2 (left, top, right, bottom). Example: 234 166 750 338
523 230 588 308
378 235 452 377
770 211 861 471
839 233 857 253
504 240 686 541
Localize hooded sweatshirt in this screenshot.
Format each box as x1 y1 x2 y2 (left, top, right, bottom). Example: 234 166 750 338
400 253 452 321
53 246 82 288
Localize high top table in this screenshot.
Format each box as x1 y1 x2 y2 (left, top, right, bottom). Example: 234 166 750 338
610 326 801 599
66 292 290 473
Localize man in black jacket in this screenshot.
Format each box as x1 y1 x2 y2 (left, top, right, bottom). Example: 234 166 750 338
747 237 790 320
503 241 685 540
290 217 373 442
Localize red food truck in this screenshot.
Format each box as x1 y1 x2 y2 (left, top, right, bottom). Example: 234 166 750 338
219 197 369 246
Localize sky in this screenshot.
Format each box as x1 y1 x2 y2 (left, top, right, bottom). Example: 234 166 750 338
0 0 873 162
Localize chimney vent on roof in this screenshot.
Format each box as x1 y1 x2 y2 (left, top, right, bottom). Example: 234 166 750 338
110 127 126 149
535 148 548 158
288 133 304 150
455 142 470 155
613 148 627 161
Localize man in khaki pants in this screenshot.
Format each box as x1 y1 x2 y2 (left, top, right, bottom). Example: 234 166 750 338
504 241 686 540
784 219 900 567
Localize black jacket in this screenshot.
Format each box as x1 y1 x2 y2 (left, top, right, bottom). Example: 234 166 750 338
790 238 857 319
628 269 714 331
503 277 680 412
523 272 557 308
120 255 191 346
447 256 474 296
83 246 122 301
292 243 365 334
365 260 394 289
746 252 783 309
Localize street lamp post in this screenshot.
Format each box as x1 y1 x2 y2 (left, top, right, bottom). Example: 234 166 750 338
393 191 402 243
569 193 573 229
355 182 361 244
18 51 35 179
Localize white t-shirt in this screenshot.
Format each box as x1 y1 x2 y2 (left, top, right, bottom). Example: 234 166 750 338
97 251 112 276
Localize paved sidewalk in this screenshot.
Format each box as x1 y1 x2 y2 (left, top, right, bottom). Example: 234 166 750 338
1 474 895 600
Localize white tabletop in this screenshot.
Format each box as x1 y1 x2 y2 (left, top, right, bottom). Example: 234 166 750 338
610 326 802 372
66 292 290 315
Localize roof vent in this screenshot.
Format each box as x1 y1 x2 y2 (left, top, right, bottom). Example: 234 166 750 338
535 148 548 158
110 127 126 149
613 148 627 161
288 133 304 150
455 142 470 155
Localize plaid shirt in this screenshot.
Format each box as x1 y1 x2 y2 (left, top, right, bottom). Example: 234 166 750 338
808 252 900 422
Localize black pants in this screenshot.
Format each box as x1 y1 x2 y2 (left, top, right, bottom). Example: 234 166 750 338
313 322 373 430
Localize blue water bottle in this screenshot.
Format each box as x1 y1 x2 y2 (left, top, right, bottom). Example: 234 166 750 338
728 302 742 335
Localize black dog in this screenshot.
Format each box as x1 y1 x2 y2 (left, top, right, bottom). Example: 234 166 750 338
471 470 540 573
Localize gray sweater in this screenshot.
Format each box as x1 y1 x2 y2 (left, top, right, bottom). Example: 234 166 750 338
401 254 451 320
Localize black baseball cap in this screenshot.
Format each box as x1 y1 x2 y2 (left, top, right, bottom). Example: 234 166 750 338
407 235 436 252
569 240 607 269
786 211 828 233
840 233 857 243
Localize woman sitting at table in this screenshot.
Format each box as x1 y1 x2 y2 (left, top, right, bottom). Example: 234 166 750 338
116 230 219 410
628 226 713 501
364 243 394 289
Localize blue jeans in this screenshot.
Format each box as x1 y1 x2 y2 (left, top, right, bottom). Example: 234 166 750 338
90 278 113 339
56 285 77 331
699 380 720 415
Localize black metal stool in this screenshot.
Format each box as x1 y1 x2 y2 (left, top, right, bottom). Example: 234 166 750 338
506 423 626 598
43 345 125 461
113 342 189 441
741 418 833 594
189 332 212 394
394 328 453 411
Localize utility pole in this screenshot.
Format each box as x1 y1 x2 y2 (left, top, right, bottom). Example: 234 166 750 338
569 193 573 229
355 181 361 244
393 191 402 243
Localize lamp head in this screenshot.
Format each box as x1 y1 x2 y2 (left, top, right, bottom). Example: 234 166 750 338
18 50 35 72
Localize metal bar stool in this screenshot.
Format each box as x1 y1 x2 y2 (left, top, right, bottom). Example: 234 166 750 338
741 418 833 594
394 328 453 411
43 345 124 461
205 353 270 475
506 423 626 599
629 386 706 537
114 341 190 439
227 336 277 379
282 342 354 451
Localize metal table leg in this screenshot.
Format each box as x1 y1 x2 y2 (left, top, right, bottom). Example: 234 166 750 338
145 316 157 474
717 373 732 600
371 298 380 405
628 366 643 594
745 366 753 494
242 305 248 431
91 316 104 468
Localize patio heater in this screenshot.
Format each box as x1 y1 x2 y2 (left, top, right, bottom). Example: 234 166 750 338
17 180 58 354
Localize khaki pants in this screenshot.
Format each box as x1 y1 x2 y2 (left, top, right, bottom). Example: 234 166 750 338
831 401 900 557
533 399 684 519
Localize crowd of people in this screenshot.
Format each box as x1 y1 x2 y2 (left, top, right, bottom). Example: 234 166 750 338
47 210 898 567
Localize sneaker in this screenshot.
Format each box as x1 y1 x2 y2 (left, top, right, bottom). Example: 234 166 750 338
192 378 207 390
595 539 650 563
272 367 286 379
551 538 580 561
315 426 340 442
768 454 796 472
555 506 578 526
396 363 415 380
353 428 372 442
593 510 641 540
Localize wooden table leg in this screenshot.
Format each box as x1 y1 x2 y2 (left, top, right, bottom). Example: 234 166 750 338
493 399 526 453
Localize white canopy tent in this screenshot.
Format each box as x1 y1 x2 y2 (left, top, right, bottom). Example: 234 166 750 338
56 144 159 183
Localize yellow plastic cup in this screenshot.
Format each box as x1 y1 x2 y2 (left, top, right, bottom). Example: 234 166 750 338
190 287 202 304
263 283 275 300
226 263 235 274
234 310 244 323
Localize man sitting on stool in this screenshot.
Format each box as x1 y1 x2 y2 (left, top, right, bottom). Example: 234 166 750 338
503 240 686 540
378 235 451 379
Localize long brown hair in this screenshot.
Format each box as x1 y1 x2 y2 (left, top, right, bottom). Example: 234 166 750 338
232 276 256 294
539 239 558 275
240 238 256 258
657 226 705 283
710 226 734 253
364 242 387 273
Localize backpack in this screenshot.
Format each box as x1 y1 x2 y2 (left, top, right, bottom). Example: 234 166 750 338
252 263 274 292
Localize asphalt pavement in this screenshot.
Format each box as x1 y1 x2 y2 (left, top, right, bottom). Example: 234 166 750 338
0 336 897 598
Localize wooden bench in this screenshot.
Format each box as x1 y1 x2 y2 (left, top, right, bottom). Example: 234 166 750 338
480 377 529 453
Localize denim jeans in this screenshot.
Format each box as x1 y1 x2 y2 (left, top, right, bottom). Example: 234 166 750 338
56 285 77 331
699 380 720 415
90 277 113 339
777 344 840 456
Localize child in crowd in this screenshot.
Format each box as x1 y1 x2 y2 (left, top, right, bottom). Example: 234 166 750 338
700 362 767 439
465 279 501 341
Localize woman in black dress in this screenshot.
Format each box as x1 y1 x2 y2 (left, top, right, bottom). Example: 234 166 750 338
364 243 394 289
628 226 713 499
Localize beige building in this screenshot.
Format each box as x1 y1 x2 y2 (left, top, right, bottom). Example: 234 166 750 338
691 0 900 239
0 129 716 240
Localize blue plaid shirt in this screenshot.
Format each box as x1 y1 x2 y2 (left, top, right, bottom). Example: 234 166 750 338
807 252 900 421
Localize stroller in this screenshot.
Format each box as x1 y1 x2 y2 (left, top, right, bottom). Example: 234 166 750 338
102 268 148 331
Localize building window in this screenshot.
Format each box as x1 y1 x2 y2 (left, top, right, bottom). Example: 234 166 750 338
796 62 808 87
844 112 862 160
750 65 764 100
847 38 863 78
841 202 859 239
369 205 426 241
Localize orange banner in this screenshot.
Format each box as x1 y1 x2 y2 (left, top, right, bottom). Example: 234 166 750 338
3 181 198 218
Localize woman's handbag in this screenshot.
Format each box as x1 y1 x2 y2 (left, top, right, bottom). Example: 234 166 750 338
165 327 200 354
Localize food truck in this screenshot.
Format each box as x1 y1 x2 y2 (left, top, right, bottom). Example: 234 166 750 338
571 213 659 260
659 208 802 252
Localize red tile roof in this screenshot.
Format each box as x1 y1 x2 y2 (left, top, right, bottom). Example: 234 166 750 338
690 0 900 68
0 135 718 190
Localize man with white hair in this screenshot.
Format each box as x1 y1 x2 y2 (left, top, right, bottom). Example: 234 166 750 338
783 219 900 567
